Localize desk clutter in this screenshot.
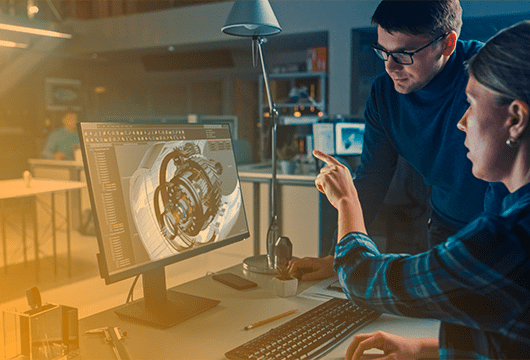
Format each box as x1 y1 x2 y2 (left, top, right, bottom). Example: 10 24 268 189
3 287 79 360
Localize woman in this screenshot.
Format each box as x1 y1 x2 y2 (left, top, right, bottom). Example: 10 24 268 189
314 21 530 360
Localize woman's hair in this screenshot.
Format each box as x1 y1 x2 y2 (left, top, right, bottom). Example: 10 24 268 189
467 21 530 106
371 0 463 38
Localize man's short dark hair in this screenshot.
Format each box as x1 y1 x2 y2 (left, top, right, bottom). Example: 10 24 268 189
372 0 462 38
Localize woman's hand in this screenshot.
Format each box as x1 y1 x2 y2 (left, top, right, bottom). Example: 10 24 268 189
313 150 366 237
288 255 335 281
346 331 439 360
313 150 357 209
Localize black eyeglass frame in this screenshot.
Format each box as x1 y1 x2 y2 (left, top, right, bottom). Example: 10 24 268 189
372 33 449 65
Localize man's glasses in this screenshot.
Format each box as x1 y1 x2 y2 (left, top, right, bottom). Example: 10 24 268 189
372 33 448 65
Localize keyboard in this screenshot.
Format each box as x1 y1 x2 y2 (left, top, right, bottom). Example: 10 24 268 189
225 297 381 360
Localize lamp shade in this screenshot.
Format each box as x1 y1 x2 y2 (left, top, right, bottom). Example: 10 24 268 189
222 0 281 37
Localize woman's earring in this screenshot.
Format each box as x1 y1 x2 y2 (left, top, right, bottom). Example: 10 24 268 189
506 138 520 148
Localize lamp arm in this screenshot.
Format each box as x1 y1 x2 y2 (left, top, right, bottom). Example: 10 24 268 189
255 36 278 221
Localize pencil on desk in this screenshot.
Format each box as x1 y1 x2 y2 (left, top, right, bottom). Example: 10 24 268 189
244 309 298 330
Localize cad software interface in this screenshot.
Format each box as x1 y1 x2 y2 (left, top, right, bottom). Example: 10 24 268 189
80 123 249 278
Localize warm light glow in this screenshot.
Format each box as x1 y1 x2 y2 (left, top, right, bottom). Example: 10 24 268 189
94 86 106 93
0 23 72 39
0 40 28 48
318 111 324 117
28 6 39 14
294 112 301 117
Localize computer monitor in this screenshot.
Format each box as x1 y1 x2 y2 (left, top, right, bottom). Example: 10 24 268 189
334 122 365 156
78 122 250 328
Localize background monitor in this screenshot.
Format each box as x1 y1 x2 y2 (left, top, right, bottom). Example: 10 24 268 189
335 122 365 156
78 122 249 328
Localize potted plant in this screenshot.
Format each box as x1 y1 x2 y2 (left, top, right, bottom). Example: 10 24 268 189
272 260 298 297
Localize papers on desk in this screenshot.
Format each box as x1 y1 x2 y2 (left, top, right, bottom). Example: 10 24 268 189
297 277 347 301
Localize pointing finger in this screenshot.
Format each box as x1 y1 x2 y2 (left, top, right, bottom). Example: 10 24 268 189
313 150 342 166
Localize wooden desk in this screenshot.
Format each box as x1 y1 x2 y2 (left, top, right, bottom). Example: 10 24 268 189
0 178 86 281
78 264 440 359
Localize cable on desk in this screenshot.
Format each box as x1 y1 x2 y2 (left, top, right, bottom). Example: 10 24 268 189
126 275 140 303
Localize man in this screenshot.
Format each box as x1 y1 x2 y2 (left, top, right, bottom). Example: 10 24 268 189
42 110 80 160
291 0 501 280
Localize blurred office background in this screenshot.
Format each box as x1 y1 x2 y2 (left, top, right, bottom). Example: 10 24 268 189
2 0 529 179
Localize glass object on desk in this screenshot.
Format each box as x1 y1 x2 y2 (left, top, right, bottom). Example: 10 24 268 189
3 304 79 360
274 236 292 267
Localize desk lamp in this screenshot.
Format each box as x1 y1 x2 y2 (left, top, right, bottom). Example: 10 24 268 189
222 0 282 274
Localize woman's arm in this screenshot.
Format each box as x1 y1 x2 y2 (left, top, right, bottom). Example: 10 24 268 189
313 150 366 238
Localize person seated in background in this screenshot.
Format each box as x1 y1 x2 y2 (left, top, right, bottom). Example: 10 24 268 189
41 110 79 160
313 21 530 360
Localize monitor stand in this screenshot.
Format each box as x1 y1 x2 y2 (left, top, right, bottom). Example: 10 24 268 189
114 267 220 329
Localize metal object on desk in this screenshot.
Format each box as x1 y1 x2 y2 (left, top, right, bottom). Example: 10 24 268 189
243 215 280 274
274 236 292 267
86 326 130 360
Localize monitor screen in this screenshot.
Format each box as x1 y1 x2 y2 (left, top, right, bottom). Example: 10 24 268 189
78 122 249 327
335 122 365 155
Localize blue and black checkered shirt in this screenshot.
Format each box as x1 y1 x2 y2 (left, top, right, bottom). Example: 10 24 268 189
334 182 530 359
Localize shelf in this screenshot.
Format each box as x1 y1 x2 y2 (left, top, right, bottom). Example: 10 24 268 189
279 116 320 125
259 71 328 162
262 103 325 109
268 72 327 79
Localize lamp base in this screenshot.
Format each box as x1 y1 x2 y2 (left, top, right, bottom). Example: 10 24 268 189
242 255 277 274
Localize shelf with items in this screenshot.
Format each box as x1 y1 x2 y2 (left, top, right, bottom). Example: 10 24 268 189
258 72 327 162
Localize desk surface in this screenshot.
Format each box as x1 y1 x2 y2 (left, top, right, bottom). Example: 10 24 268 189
28 158 84 168
0 178 86 199
78 265 440 359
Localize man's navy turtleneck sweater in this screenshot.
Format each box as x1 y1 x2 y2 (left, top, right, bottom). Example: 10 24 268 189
355 39 489 229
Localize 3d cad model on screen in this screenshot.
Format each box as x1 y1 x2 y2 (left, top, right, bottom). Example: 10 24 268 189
129 140 243 260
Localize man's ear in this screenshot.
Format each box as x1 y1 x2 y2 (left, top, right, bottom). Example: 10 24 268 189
508 100 530 140
442 32 457 57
